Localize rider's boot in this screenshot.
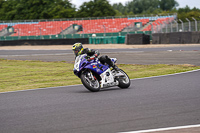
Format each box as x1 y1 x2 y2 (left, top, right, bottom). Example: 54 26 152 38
112 64 120 71
108 60 120 71
100 55 120 71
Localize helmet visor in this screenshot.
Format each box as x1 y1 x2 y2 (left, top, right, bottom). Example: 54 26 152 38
73 49 81 56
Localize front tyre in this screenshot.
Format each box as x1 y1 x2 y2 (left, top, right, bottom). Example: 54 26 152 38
80 71 100 92
117 69 130 88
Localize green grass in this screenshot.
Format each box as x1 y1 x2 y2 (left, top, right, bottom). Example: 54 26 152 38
0 59 200 92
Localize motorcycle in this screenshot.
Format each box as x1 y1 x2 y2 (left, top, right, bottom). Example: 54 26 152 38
73 54 130 92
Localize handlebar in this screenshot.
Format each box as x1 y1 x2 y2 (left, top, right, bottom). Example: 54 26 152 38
87 54 98 61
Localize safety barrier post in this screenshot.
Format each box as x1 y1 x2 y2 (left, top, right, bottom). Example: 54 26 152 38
60 27 63 39
39 28 42 39
163 21 168 33
126 24 129 34
170 21 173 32
150 23 154 33
174 20 178 32
192 17 198 31
102 25 106 36
186 18 191 31
155 23 159 33
158 22 163 33
179 19 184 32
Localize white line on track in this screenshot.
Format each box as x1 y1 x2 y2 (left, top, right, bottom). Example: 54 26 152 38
131 69 200 81
1 69 200 94
118 124 200 133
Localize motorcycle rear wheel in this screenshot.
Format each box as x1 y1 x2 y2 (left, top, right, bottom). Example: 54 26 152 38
80 71 100 92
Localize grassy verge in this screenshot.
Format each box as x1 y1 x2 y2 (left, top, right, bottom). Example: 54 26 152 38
0 59 200 92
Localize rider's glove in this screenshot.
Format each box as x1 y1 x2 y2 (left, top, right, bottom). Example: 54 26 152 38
94 54 98 57
95 51 100 57
87 55 95 61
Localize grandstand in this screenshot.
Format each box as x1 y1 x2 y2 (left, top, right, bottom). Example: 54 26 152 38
0 15 176 41
8 18 150 36
142 17 175 32
0 25 7 31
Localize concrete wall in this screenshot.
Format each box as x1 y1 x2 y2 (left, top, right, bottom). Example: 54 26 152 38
152 32 200 44
0 38 89 46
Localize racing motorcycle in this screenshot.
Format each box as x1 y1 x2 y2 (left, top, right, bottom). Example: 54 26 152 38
73 54 130 92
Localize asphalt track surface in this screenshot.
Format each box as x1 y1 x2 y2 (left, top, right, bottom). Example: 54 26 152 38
0 46 200 133
0 70 200 133
0 46 200 65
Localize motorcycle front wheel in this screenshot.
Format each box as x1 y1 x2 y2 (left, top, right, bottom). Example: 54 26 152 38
80 71 100 92
117 69 130 88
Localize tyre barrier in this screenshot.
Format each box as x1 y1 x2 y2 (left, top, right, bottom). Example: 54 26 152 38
126 34 150 45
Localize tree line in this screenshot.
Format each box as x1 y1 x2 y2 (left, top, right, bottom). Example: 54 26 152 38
0 0 199 21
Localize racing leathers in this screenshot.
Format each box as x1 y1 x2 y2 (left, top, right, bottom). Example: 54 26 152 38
77 48 119 71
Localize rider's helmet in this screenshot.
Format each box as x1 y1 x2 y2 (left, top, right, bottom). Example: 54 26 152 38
72 43 83 56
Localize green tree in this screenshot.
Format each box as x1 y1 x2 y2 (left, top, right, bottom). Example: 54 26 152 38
178 5 191 14
178 6 200 21
112 0 180 16
0 0 76 20
114 10 123 16
48 0 76 18
113 0 160 15
160 0 179 11
76 0 116 18
113 3 127 14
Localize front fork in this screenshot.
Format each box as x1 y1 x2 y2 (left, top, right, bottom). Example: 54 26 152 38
84 70 98 81
87 71 95 80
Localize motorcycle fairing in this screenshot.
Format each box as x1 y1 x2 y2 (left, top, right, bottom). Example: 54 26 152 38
73 54 110 77
111 58 117 63
100 68 118 88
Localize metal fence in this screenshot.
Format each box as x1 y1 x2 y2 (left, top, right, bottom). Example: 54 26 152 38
152 18 200 33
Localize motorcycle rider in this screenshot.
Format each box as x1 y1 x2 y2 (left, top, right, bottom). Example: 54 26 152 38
72 42 120 71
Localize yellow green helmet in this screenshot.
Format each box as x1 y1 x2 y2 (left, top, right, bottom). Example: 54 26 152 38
72 43 83 56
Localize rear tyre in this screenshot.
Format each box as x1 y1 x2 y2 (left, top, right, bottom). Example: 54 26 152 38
117 69 130 88
80 71 100 92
